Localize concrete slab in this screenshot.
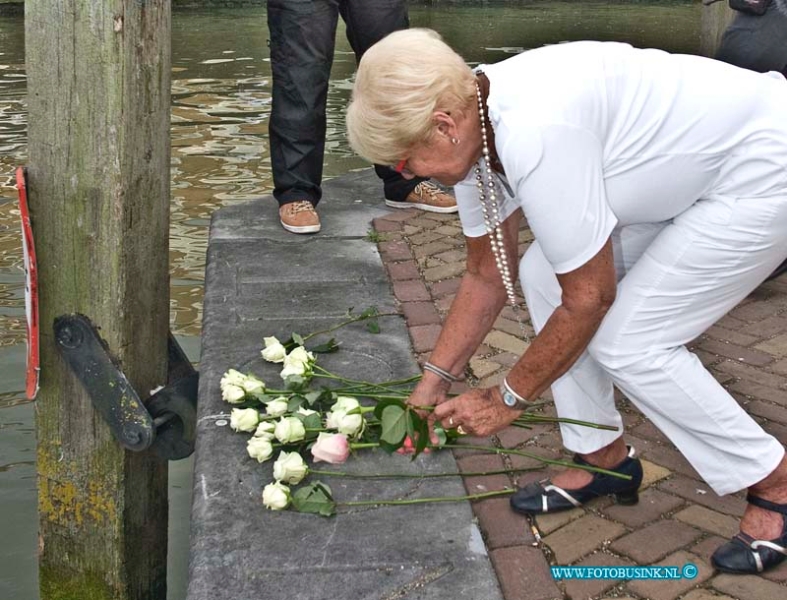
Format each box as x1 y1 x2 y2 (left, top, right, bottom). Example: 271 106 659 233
188 170 504 600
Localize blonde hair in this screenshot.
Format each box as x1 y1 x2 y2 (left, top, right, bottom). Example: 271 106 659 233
346 28 476 166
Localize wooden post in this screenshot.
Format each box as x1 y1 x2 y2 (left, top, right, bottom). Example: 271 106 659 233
25 2 171 599
700 0 737 57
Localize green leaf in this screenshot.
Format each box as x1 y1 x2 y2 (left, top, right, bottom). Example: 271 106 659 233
309 338 340 354
302 412 322 431
373 398 406 421
291 482 336 517
284 374 306 390
292 332 304 346
366 318 380 334
380 404 409 446
287 395 305 413
360 306 379 319
411 413 430 458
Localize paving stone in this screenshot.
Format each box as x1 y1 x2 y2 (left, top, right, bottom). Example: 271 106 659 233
489 546 563 600
729 379 787 406
625 550 712 600
411 240 453 259
679 590 736 600
400 301 441 327
409 231 444 246
392 279 430 302
630 420 671 444
422 261 467 282
688 534 728 565
710 573 787 600
484 330 530 355
373 217 403 232
535 507 585 536
610 520 702 563
562 551 636 600
713 358 787 389
641 459 672 489
407 323 442 353
761 555 787 583
730 299 780 322
748 399 787 424
673 505 739 538
429 277 461 298
496 423 551 450
602 488 686 527
386 259 420 281
473 497 536 549
626 434 701 479
706 324 761 347
378 239 412 261
433 249 466 264
657 475 745 517
543 514 626 565
771 357 787 375
469 357 504 380
695 338 774 366
754 332 787 357
456 453 512 497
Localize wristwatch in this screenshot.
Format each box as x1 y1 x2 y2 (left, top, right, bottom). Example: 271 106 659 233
499 378 529 411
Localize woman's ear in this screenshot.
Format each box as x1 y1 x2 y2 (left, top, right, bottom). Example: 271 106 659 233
433 111 457 139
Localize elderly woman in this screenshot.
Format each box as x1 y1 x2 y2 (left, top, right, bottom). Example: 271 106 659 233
346 29 787 574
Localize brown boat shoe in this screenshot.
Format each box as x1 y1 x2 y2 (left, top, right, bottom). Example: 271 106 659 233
279 200 321 234
386 181 458 214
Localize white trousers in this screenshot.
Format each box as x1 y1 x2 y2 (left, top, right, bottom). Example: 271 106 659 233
520 193 787 495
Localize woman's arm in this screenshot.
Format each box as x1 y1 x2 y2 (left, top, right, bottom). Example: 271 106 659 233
407 209 523 408
433 237 616 436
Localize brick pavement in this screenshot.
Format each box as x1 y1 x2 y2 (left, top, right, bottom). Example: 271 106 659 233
373 208 787 600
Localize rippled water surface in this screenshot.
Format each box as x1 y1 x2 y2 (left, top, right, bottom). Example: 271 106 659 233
0 3 700 598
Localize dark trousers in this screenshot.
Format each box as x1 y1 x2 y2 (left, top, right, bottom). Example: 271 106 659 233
267 0 424 207
715 1 787 280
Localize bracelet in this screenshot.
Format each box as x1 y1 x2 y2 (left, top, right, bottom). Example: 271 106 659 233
502 378 528 404
423 361 462 383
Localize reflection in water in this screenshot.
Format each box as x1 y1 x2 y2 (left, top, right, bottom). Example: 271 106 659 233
0 3 701 599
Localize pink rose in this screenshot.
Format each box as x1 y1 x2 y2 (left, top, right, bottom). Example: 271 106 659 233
311 432 350 464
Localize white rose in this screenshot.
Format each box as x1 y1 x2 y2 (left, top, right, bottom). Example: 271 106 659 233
261 336 287 363
265 398 289 417
272 451 308 484
241 374 266 399
331 396 360 413
274 416 306 444
253 421 276 439
325 409 364 438
220 368 246 389
262 481 290 510
247 436 274 463
280 346 315 379
297 407 317 417
221 384 246 404
230 408 260 432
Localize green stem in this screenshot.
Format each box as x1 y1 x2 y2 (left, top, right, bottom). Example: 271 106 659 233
440 444 631 480
340 488 514 508
301 311 399 343
309 467 538 479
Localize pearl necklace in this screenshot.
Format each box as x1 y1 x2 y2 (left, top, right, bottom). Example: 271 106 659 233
474 80 530 338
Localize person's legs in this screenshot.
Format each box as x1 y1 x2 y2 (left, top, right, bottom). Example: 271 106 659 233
341 0 456 211
519 224 664 489
267 0 338 208
586 193 787 569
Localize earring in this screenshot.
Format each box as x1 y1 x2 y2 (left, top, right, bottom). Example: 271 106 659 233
451 137 460 145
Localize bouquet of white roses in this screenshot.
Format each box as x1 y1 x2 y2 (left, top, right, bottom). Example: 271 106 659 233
220 308 621 517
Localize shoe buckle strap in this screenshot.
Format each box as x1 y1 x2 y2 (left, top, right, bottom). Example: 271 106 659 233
544 484 583 508
751 539 787 556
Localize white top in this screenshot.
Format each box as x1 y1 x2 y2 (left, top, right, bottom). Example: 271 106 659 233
455 41 787 274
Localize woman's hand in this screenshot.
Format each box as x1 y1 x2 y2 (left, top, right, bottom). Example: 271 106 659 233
407 372 452 417
433 386 523 437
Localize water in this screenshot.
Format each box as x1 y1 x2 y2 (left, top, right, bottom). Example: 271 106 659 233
0 2 701 598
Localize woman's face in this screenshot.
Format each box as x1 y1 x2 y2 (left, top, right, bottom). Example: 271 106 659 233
393 110 481 187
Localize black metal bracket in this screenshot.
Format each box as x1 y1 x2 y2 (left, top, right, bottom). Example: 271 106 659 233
54 314 198 460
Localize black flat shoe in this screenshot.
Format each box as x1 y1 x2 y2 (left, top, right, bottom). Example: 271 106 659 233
711 494 787 574
510 446 643 515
